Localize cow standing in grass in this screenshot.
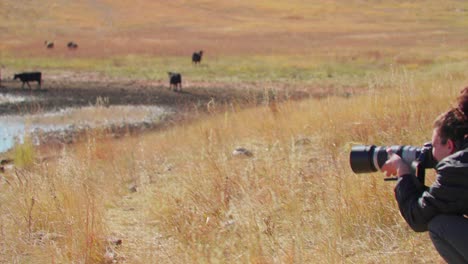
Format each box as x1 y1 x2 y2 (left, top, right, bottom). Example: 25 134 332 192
14 72 42 89
67 41 78 50
192 50 203 65
44 41 54 49
168 72 182 92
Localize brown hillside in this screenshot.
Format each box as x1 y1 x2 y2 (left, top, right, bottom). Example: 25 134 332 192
1 0 467 57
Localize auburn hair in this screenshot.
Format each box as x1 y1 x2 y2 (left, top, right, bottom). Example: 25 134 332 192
434 87 468 149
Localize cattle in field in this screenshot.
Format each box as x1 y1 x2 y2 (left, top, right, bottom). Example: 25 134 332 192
67 41 78 49
167 72 182 91
44 41 54 49
14 72 42 89
192 50 203 65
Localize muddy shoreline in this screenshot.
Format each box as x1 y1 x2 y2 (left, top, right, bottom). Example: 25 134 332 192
0 71 351 116
0 78 256 116
0 74 279 152
0 73 352 153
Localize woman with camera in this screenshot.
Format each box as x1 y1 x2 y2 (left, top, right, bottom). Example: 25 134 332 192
382 88 468 263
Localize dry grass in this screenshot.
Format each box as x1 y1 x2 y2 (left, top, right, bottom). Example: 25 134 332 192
1 0 468 263
1 0 467 58
2 71 466 262
133 76 453 263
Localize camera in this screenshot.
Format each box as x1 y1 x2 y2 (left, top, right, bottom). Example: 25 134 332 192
349 142 437 174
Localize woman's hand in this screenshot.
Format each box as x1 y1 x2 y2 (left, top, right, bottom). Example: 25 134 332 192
381 148 412 177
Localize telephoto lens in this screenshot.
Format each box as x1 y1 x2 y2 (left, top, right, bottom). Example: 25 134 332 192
349 145 422 174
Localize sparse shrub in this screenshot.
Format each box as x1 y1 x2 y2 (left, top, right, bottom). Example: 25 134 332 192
12 136 35 168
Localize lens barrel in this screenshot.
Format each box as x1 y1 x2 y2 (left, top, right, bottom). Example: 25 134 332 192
350 145 421 174
349 145 378 173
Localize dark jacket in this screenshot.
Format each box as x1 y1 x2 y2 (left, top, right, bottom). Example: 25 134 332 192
395 145 468 232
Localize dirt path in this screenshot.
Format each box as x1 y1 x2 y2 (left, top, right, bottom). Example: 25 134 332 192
104 190 177 263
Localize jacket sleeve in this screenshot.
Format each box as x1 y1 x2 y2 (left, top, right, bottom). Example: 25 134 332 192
394 174 436 232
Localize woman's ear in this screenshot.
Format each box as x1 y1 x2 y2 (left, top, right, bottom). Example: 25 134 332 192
447 139 456 153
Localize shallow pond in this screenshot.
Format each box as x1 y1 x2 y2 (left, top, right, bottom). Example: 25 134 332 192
0 94 173 153
0 93 31 104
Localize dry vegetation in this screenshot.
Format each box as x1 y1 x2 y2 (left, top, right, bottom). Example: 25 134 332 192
1 0 468 263
3 76 462 263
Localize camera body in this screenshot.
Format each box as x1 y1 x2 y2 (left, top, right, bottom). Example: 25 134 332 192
349 142 437 180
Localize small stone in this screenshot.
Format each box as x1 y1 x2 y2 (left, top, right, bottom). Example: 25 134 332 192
232 147 253 157
128 184 137 193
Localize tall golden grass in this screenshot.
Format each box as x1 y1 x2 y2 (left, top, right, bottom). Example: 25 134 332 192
1 0 468 263
1 68 465 263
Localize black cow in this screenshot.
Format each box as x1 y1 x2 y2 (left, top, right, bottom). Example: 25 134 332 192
14 72 42 89
192 50 203 65
44 41 54 49
167 72 182 91
67 41 78 49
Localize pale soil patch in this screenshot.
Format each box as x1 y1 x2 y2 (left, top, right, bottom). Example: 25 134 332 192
104 190 178 263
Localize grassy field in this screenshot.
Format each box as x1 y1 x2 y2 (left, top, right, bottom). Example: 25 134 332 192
1 0 468 263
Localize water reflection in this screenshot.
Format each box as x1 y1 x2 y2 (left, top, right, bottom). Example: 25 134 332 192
1 120 26 153
0 93 27 104
0 105 172 153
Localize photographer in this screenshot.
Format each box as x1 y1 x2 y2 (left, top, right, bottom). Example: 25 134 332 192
382 89 468 263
